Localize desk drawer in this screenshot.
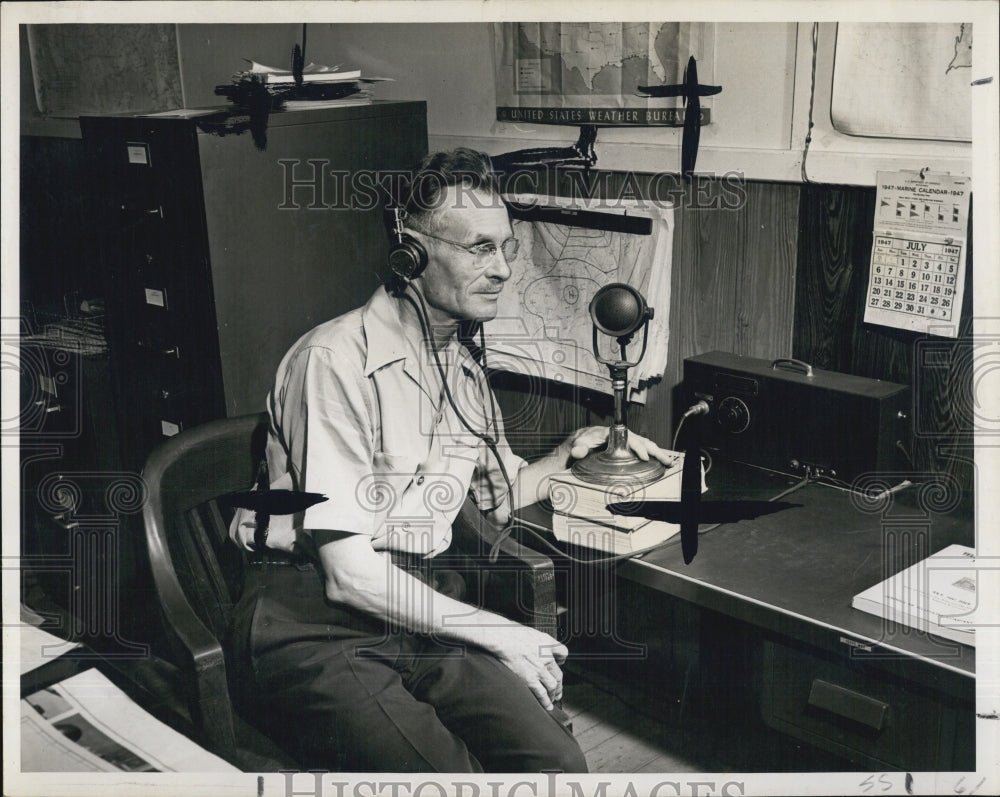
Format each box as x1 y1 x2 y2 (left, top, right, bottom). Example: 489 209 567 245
761 639 953 769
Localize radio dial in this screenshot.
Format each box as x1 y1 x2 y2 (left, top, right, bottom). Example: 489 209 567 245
717 396 750 434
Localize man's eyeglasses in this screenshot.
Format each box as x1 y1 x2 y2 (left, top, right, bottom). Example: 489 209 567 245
412 229 519 262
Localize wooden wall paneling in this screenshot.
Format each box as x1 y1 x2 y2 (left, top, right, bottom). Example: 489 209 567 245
633 179 743 447
793 185 871 372
493 173 803 458
793 184 975 505
736 181 799 360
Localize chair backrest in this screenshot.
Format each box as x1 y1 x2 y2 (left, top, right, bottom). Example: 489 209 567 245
141 412 269 754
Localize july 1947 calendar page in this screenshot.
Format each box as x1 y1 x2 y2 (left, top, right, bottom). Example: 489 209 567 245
864 169 970 337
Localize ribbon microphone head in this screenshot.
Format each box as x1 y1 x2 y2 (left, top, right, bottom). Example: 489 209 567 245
590 283 654 338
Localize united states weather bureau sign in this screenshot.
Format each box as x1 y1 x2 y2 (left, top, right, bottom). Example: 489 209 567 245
496 106 710 126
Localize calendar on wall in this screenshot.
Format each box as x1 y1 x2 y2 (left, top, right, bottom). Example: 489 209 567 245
863 170 970 338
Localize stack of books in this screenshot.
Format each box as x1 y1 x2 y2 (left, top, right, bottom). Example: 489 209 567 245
548 452 699 554
216 60 393 111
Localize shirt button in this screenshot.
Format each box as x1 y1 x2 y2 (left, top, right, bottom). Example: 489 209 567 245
416 475 425 485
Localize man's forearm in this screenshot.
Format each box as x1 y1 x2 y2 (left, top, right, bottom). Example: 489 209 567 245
319 534 521 652
315 530 567 708
511 444 572 509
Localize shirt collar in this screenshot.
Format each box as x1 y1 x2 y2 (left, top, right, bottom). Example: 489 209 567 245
362 286 478 381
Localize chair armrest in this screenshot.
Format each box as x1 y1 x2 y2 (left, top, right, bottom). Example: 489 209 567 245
143 503 238 753
450 499 559 637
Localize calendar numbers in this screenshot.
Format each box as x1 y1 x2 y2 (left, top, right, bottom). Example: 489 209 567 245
867 235 961 323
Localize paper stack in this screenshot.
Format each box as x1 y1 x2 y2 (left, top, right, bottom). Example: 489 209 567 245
216 59 394 110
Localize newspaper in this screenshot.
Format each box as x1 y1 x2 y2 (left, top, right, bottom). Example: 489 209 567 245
20 668 238 772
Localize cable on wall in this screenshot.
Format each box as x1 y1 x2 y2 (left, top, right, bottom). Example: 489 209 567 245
800 22 820 184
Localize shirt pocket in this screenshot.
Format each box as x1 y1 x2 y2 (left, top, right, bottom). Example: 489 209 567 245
370 451 420 508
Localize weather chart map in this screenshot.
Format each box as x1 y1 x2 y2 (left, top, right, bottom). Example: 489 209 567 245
484 197 673 397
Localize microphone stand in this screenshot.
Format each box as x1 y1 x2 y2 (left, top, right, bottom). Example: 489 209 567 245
572 326 666 487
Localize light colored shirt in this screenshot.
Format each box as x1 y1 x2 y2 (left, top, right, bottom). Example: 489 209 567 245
237 286 525 558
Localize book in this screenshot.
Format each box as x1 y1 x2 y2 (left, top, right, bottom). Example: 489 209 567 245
282 93 374 111
851 543 978 646
547 452 703 553
261 69 362 84
552 511 681 554
548 451 701 526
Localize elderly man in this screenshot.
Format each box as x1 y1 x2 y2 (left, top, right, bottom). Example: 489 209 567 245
229 148 673 772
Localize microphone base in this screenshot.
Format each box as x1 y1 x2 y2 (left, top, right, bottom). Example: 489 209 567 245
571 450 666 487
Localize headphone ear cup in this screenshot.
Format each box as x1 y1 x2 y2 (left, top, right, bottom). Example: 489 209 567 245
387 233 428 282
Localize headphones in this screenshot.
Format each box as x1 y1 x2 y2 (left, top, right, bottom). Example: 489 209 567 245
387 206 428 283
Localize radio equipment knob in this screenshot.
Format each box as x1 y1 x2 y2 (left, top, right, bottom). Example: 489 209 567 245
717 396 750 434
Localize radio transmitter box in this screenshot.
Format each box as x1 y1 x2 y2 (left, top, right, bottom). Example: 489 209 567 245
683 351 911 483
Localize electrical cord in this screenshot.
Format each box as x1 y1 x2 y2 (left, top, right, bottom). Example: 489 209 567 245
800 22 819 184
770 473 812 502
671 400 710 450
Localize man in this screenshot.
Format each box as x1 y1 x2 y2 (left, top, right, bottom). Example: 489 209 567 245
229 149 674 772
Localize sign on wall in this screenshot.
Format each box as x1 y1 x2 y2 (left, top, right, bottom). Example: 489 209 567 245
492 22 715 127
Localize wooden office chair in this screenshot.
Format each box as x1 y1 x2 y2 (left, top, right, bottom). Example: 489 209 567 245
141 412 559 771
141 411 294 769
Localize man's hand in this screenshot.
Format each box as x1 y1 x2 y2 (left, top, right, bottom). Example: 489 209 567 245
565 425 676 466
489 626 567 710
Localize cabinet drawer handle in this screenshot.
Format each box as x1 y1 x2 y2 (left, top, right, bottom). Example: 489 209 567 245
807 679 888 731
44 404 62 414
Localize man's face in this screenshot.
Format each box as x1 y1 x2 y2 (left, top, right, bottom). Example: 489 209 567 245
417 187 514 324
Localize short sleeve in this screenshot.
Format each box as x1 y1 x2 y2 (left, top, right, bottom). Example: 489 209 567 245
270 345 379 537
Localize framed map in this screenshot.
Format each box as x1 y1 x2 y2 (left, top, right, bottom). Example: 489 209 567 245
26 24 183 117
485 195 674 398
831 23 973 141
493 22 716 126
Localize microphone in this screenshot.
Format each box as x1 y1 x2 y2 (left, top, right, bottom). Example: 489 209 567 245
572 283 663 487
590 283 654 339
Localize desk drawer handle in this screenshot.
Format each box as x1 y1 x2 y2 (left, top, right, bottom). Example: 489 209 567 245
807 679 888 731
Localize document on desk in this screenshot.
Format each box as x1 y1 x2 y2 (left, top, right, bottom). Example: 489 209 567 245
20 668 238 772
851 544 978 646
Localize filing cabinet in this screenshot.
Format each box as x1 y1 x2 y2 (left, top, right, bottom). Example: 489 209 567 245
81 102 428 472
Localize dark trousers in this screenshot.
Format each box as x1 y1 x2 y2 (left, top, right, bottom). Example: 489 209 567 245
229 559 588 773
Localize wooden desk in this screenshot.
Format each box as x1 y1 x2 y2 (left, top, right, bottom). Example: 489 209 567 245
521 460 976 770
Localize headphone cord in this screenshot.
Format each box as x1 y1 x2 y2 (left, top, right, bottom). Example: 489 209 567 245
396 285 689 567
397 287 518 561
